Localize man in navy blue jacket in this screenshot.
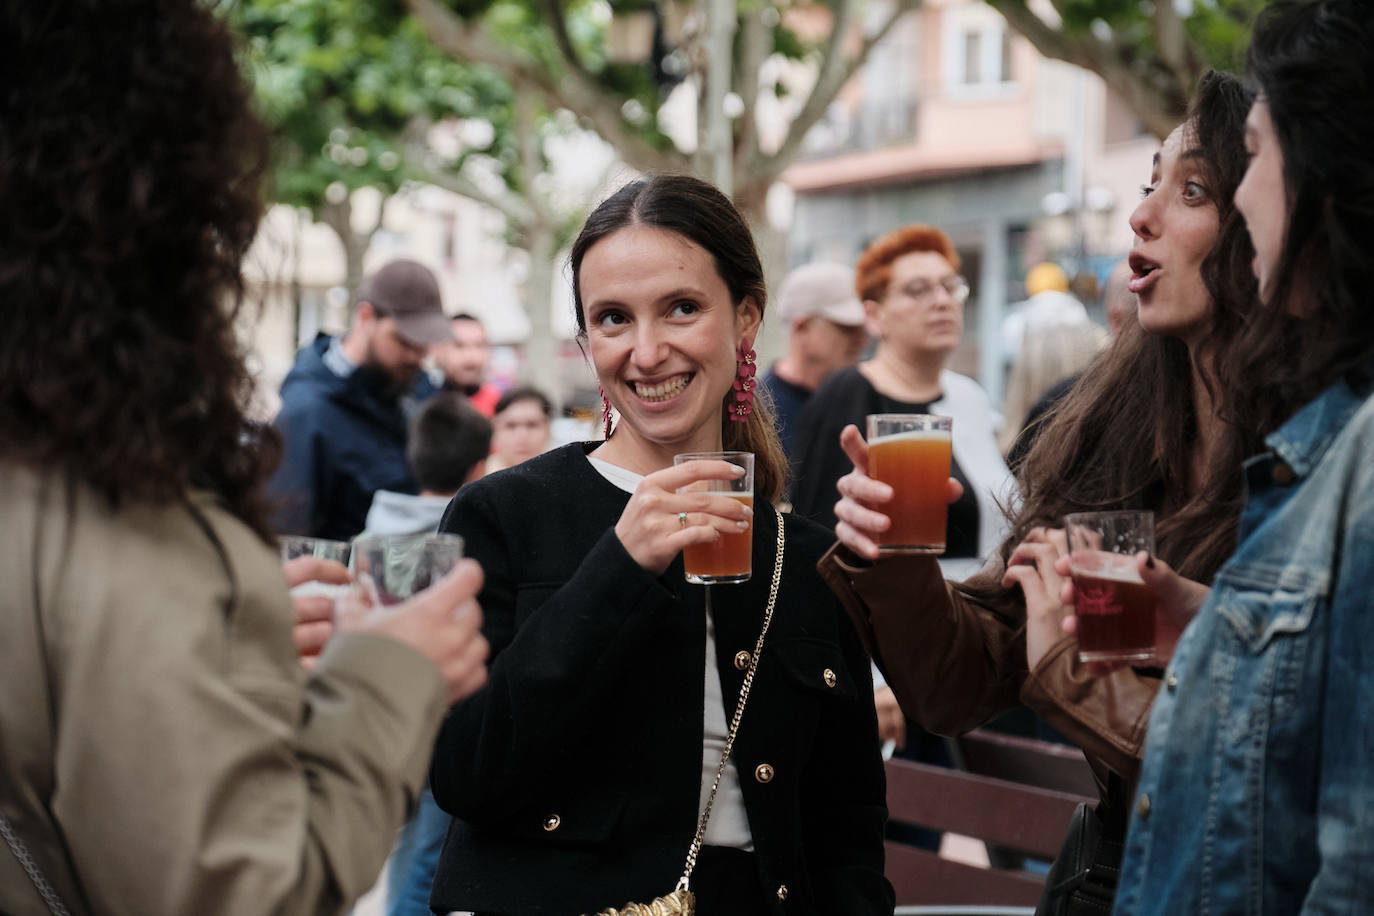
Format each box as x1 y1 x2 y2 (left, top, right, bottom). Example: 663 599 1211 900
267 259 452 540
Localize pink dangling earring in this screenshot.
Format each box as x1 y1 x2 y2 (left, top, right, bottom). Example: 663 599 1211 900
599 385 614 439
729 338 757 423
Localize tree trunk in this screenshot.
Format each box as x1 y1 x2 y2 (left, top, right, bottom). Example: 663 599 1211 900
522 216 562 413
321 196 367 307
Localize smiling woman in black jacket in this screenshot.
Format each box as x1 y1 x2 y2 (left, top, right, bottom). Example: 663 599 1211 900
427 176 893 916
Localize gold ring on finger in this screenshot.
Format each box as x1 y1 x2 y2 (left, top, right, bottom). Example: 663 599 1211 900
678 511 688 528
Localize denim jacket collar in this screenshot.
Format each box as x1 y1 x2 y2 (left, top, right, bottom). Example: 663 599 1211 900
1263 377 1372 479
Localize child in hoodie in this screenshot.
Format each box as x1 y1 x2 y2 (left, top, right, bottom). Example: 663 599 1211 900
364 392 492 538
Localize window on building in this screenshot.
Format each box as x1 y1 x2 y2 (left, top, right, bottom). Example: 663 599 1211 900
945 4 1016 93
962 29 981 85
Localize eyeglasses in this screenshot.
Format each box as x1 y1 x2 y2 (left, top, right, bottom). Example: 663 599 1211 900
894 275 970 305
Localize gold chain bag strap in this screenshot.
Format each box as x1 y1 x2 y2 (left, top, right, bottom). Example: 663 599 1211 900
587 509 786 916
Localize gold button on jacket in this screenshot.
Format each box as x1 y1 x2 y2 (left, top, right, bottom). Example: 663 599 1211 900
754 763 775 784
822 668 837 688
733 650 751 670
542 814 561 831
776 884 788 901
1136 794 1151 820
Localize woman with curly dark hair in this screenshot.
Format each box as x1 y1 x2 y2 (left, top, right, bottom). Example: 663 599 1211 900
0 3 488 913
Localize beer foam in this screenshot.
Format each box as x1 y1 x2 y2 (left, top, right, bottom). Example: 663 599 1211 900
1069 563 1145 585
868 429 951 447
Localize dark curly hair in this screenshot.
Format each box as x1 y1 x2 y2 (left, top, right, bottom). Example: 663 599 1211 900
0 1 277 539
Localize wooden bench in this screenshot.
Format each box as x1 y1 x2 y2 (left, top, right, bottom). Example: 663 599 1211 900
884 751 1094 909
952 729 1098 798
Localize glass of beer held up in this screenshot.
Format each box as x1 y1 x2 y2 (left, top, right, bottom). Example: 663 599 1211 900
673 450 754 585
1065 510 1157 663
866 414 953 555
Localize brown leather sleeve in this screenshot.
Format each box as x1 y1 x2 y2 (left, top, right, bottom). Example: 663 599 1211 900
817 542 1027 735
819 540 1157 784
1020 637 1159 783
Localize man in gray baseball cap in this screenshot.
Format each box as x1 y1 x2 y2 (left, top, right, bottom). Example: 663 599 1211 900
267 259 452 539
357 259 456 352
761 262 868 461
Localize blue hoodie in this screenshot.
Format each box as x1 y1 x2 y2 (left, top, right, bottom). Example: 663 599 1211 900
267 334 436 540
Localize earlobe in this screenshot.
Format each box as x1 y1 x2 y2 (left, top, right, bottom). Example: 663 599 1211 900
863 299 884 339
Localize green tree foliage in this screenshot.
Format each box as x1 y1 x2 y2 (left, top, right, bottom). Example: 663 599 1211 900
987 0 1265 138
233 0 521 296
236 0 517 208
403 0 922 218
233 0 609 405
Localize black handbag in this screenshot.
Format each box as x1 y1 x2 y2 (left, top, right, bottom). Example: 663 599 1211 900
1035 775 1127 916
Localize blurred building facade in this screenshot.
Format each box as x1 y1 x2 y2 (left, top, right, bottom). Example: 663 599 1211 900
241 0 1155 418
781 0 1155 402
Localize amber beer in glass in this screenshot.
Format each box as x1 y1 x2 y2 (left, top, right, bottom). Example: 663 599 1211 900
1065 511 1157 663
673 451 754 584
866 414 953 554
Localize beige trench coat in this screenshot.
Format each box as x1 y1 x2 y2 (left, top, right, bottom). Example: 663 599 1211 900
0 464 448 915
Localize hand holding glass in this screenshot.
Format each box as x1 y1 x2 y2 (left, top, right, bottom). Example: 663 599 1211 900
673 451 754 584
865 414 953 554
1065 511 1157 663
347 533 466 619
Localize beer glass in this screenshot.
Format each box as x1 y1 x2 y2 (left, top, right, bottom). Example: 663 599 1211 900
865 414 953 554
348 533 465 609
1065 510 1157 663
280 536 351 599
673 451 754 585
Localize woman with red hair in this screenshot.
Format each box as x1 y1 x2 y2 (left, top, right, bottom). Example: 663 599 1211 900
790 225 1012 582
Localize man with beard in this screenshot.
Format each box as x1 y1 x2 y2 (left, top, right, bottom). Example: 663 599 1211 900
268 259 453 539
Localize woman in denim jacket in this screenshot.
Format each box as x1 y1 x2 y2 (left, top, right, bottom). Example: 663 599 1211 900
1105 2 1374 912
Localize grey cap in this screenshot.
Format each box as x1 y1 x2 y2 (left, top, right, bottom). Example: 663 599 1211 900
775 262 867 327
358 259 453 346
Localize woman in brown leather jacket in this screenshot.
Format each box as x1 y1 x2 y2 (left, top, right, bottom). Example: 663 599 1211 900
817 71 1261 906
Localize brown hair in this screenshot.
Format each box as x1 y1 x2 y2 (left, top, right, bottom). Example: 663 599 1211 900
0 0 276 540
854 225 961 303
569 175 788 505
972 71 1261 595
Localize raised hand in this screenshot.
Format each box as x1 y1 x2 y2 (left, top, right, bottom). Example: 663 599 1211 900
347 559 491 704
283 556 350 670
1054 551 1210 674
833 424 963 560
614 459 754 576
1001 527 1071 671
